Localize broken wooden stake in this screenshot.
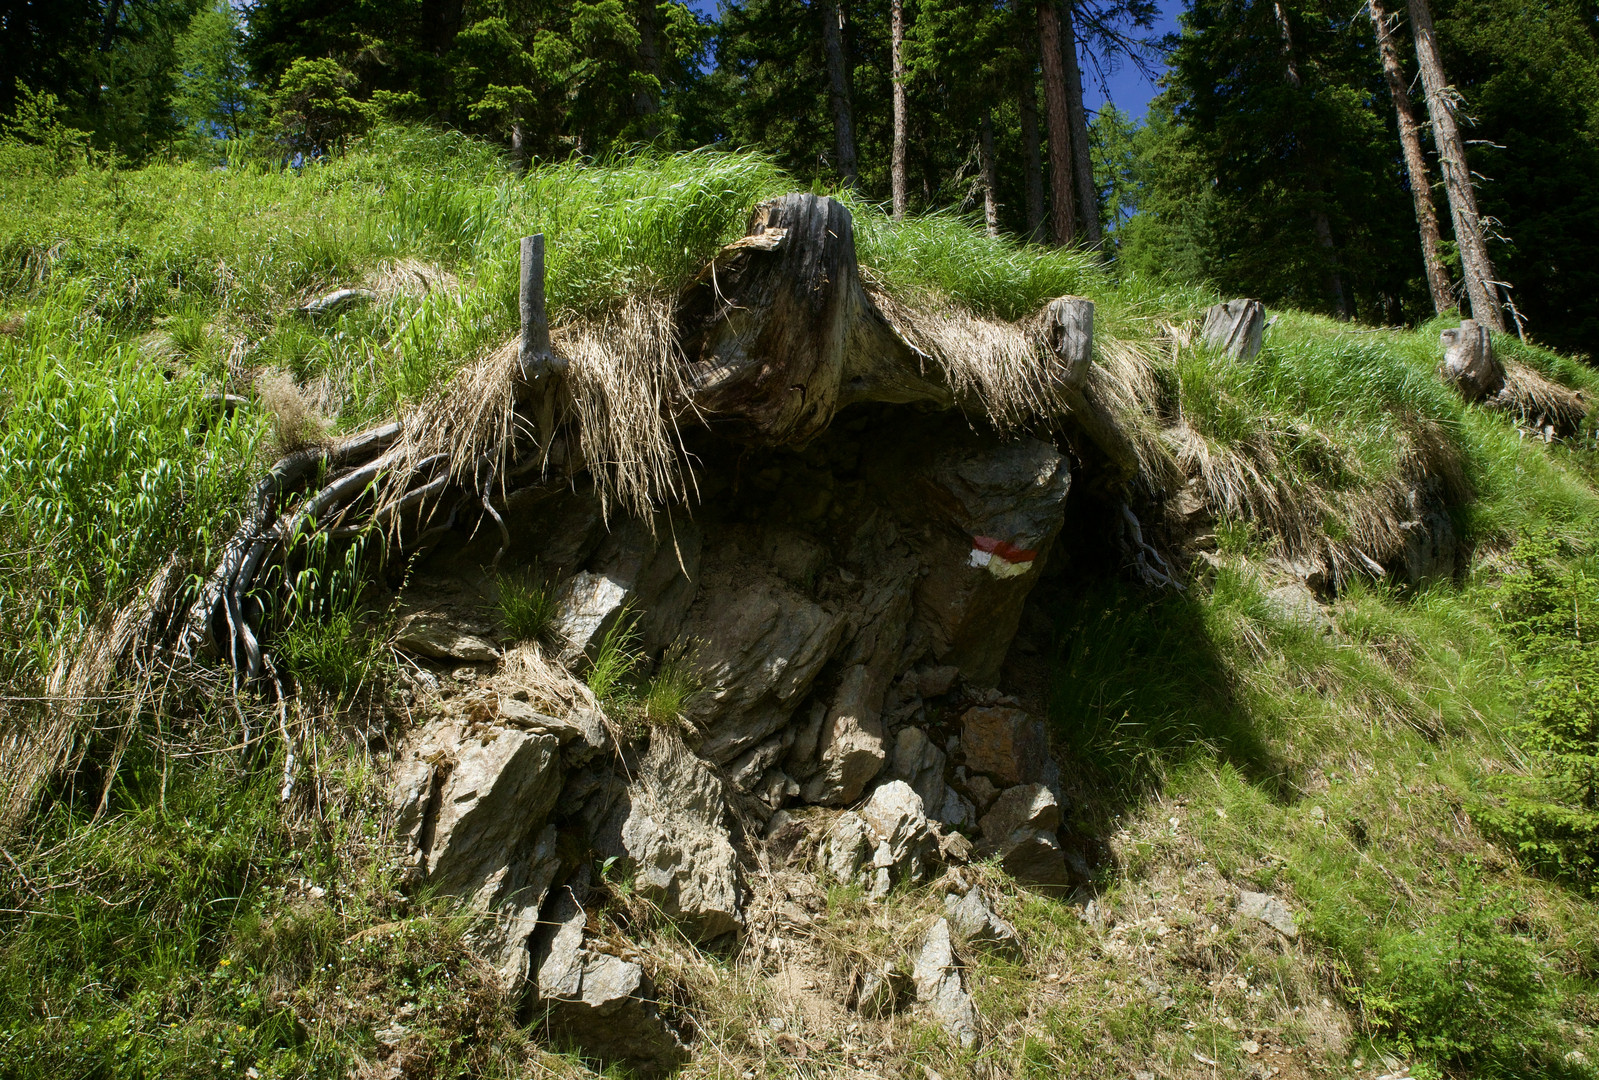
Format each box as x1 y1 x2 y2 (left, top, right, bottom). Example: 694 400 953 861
1041 296 1094 390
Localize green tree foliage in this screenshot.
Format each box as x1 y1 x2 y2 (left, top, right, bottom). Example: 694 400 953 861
170 0 263 150
1130 0 1423 323
271 57 374 150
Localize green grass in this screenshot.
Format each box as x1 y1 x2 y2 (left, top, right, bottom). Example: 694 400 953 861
492 567 559 644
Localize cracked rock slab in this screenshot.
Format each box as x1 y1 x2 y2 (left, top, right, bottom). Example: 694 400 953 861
912 917 979 1048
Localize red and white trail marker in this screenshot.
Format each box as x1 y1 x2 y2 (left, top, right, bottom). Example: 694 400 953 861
968 535 1037 579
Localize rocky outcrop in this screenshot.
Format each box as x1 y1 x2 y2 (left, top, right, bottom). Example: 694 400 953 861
961 705 1050 787
615 732 744 939
977 783 1069 890
859 780 939 898
945 885 1022 956
531 889 689 1077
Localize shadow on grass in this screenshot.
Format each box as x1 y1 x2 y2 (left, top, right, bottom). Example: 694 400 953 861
1043 576 1283 834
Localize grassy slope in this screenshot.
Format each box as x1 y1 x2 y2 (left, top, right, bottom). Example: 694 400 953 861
1 127 1598 1078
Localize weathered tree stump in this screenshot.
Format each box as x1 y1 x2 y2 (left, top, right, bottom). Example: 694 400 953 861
1439 318 1503 401
1040 295 1094 391
1202 299 1265 360
674 194 949 444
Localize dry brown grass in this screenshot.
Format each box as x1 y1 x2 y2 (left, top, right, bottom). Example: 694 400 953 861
1490 361 1590 439
256 367 332 454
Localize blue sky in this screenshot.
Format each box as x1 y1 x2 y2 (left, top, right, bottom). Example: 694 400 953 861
687 0 1184 122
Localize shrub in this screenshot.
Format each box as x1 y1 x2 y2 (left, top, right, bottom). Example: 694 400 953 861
1358 872 1551 1071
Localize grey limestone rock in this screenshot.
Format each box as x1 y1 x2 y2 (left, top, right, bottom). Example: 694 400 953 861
532 889 689 1077
617 732 744 939
912 918 979 1048
822 810 872 884
394 612 500 662
886 726 949 813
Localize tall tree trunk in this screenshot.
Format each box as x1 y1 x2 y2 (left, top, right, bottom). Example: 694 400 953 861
1408 0 1505 331
891 0 908 219
1272 0 1350 318
634 0 663 136
979 110 1000 237
1060 4 1101 249
1369 0 1453 315
1019 70 1047 243
1037 1 1077 246
819 0 859 186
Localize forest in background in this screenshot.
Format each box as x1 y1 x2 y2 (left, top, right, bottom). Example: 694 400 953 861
4 0 1598 352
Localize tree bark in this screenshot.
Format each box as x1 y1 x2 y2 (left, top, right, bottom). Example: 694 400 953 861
979 111 1000 238
891 0 908 219
1019 71 1047 243
634 0 664 136
1369 0 1453 315
1060 4 1101 249
1036 1 1077 246
820 0 860 187
1408 0 1505 331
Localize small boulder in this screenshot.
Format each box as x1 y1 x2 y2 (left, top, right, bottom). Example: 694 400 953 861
1237 889 1298 938
822 811 872 884
532 890 689 1077
944 888 1021 955
860 780 938 898
553 570 631 661
395 612 500 662
961 705 1049 786
978 783 1068 890
912 918 979 1048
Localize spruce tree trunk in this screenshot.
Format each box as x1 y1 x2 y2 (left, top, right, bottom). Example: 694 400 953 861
1037 1 1077 246
1019 71 1047 243
1369 0 1454 315
634 0 664 136
1272 0 1349 319
980 111 1000 238
820 0 859 187
1408 0 1505 331
1060 4 1102 249
891 0 908 219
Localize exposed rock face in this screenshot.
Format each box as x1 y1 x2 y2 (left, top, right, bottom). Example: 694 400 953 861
978 783 1069 889
822 810 872 884
912 918 979 1048
886 726 948 812
391 721 564 983
531 889 689 1077
608 732 744 940
875 432 1073 684
961 705 1049 786
553 570 630 660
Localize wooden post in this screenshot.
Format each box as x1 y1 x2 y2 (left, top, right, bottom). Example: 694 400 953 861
519 234 557 380
1202 299 1265 360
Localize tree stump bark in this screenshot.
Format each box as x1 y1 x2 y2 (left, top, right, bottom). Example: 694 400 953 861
1202 299 1265 360
674 194 949 445
1040 296 1093 390
1439 319 1503 401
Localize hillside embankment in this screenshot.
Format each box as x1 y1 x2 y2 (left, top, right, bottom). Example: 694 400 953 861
3 132 1599 1080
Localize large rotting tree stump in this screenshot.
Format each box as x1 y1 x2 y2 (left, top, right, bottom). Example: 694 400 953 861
1438 318 1503 402
674 193 953 444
